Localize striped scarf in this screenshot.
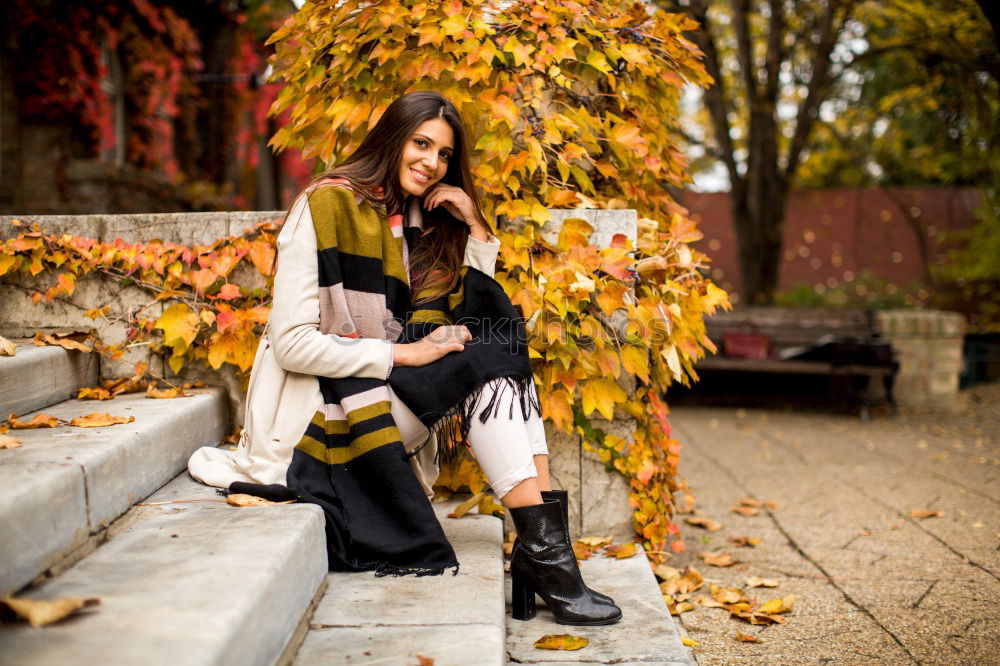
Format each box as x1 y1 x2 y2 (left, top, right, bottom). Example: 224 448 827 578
280 182 538 577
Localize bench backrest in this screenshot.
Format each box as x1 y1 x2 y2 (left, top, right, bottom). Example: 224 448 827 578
705 307 876 352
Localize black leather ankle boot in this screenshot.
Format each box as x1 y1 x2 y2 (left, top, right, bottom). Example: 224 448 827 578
510 491 617 606
509 500 622 625
540 489 616 605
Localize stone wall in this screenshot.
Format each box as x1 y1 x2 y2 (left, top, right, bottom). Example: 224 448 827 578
1 208 638 539
876 309 968 412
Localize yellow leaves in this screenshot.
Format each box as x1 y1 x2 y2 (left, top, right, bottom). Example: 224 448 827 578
226 494 294 507
0 596 100 627
661 344 682 381
603 542 638 559
684 516 724 532
539 389 574 432
6 413 60 429
681 636 700 647
757 596 795 615
534 634 589 651
556 218 593 251
68 412 135 428
448 491 486 519
745 577 780 588
729 535 761 548
0 335 15 356
155 303 200 362
585 50 611 74
33 331 92 354
580 378 626 420
698 551 737 567
909 508 944 519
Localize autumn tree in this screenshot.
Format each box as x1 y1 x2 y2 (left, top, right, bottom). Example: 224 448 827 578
264 0 728 555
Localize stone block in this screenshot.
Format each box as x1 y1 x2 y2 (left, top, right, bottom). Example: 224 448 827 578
538 209 638 249
1 388 229 532
505 548 692 664
0 341 99 417
0 462 88 596
228 210 284 235
103 212 229 246
0 474 327 666
0 215 104 242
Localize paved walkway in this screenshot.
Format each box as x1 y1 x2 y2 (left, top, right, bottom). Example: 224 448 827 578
666 383 999 665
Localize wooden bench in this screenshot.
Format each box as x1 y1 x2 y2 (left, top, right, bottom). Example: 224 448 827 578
696 307 898 420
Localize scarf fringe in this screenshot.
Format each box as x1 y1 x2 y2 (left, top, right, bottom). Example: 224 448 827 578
374 562 461 577
404 374 541 468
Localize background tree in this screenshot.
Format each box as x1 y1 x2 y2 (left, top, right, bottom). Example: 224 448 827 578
265 0 728 555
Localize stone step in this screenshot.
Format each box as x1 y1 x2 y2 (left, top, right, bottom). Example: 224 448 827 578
294 500 506 666
505 548 693 666
0 340 99 417
0 473 327 666
0 388 229 596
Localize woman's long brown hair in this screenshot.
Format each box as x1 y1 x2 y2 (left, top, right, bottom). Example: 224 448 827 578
308 90 493 304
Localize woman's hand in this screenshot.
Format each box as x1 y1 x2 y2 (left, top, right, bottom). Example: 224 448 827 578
422 184 489 241
393 325 472 367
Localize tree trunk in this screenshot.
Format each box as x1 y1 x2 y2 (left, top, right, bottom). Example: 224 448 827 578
732 165 788 305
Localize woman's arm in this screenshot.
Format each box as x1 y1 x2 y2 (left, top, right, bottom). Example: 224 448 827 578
463 229 501 278
268 191 393 380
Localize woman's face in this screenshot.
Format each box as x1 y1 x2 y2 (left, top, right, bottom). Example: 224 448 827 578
398 118 455 197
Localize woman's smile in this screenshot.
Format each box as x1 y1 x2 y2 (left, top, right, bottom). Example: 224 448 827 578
399 117 454 196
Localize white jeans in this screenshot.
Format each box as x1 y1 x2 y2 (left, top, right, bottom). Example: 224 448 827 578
391 378 548 500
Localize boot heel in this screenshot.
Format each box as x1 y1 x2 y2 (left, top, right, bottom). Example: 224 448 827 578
511 571 536 621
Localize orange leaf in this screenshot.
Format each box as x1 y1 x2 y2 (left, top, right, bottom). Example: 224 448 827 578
0 434 22 449
684 516 724 532
909 508 943 519
216 283 241 300
0 597 100 627
736 632 762 643
226 494 294 507
728 535 761 547
33 332 92 353
448 491 486 519
146 384 187 399
7 413 61 429
77 387 112 400
68 412 135 428
698 551 736 567
603 542 638 559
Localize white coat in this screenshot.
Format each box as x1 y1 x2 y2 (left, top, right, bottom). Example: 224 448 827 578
187 191 501 498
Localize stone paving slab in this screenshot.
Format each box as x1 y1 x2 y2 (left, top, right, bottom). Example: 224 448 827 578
0 473 327 666
297 624 505 666
666 395 1000 665
0 388 228 594
298 500 506 665
0 341 98 416
505 549 692 664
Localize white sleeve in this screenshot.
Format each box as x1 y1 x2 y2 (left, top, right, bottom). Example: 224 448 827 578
268 193 393 379
463 233 501 278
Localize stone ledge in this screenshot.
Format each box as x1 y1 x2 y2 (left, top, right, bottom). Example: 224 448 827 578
0 388 229 594
297 499 506 665
505 548 692 665
0 474 327 666
0 341 99 417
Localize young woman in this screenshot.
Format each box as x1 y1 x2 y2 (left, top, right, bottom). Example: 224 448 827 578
188 90 621 626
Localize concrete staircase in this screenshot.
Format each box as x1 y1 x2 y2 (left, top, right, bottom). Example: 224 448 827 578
0 341 691 665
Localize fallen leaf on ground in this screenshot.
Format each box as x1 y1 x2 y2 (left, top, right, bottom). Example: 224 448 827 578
660 566 703 595
694 595 726 608
699 550 736 567
653 564 681 581
146 384 187 399
681 636 699 647
603 542 638 559
226 494 294 507
709 584 747 605
182 381 207 389
534 634 589 650
745 577 780 588
0 434 22 449
729 535 761 547
737 497 778 510
7 413 62 429
0 336 15 356
572 542 595 560
0 597 100 627
33 331 93 354
757 595 795 614
668 599 695 615
731 505 760 516
414 655 434 666
68 413 135 428
448 491 486 518
909 509 944 519
577 535 613 547
685 516 724 531
477 494 505 517
858 529 872 536
77 387 112 400
736 632 762 643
